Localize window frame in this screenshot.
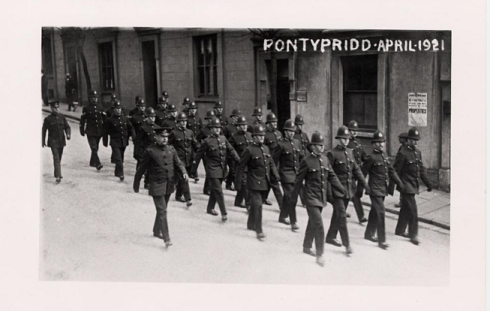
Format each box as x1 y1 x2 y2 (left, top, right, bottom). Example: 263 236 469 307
194 34 219 98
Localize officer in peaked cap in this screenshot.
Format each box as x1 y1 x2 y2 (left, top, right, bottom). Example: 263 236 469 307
236 124 280 241
361 130 404 250
80 90 105 171
277 119 305 231
230 115 253 209
213 101 228 126
393 127 432 245
223 108 241 191
289 131 345 267
102 100 136 181
261 112 284 213
42 101 71 183
191 118 240 222
134 125 188 248
325 126 370 256
346 120 368 223
168 112 200 207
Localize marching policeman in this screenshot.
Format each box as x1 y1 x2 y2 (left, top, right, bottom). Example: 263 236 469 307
236 124 280 241
155 96 167 127
393 127 432 245
169 112 200 207
42 102 71 183
129 96 142 116
133 127 188 248
393 132 408 208
65 73 77 112
103 100 136 181
230 115 253 208
293 114 310 206
346 120 368 223
223 108 241 191
289 132 345 267
105 94 118 118
325 126 370 255
80 90 105 171
361 131 404 249
213 101 228 126
278 119 304 231
182 97 191 115
186 101 202 136
191 118 240 222
135 107 159 189
262 113 285 213
162 104 178 131
130 98 147 166
247 107 264 133
195 110 218 195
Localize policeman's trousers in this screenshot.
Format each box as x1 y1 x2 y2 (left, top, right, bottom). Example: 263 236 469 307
303 205 325 256
365 196 386 244
281 183 296 223
234 173 250 207
207 178 227 215
87 135 102 167
225 157 236 188
396 193 418 239
326 197 350 247
111 146 126 177
262 182 284 209
248 190 267 234
348 179 365 221
152 194 171 242
50 147 64 178
175 165 192 201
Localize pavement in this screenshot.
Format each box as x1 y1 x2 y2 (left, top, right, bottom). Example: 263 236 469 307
42 101 451 230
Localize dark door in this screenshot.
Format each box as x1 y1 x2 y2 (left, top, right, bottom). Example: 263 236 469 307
142 40 158 108
65 45 78 100
276 59 290 131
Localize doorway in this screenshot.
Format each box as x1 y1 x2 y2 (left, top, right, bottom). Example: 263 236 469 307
142 40 158 107
276 59 290 131
64 44 79 100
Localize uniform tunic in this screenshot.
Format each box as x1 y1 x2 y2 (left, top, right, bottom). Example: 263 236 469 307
80 103 106 167
103 114 136 177
230 131 253 206
42 113 71 178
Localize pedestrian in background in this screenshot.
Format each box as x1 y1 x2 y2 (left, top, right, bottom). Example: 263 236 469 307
42 101 71 183
65 73 77 112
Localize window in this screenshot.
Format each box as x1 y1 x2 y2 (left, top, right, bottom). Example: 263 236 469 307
195 35 218 96
342 54 378 130
99 42 115 91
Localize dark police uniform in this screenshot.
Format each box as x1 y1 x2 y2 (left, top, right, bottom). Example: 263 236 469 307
162 115 177 132
293 128 310 206
247 119 264 133
195 124 221 194
192 132 240 216
361 148 403 246
187 114 203 136
42 110 71 179
103 114 136 178
230 130 253 207
393 144 432 242
325 144 369 247
155 107 167 127
80 103 106 168
289 152 345 258
215 113 228 127
347 136 368 222
223 121 239 190
169 126 200 202
130 110 147 162
263 126 284 209
278 136 304 224
133 143 187 243
236 142 280 235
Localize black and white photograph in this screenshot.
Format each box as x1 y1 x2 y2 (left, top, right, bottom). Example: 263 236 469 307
1 0 486 310
40 27 452 285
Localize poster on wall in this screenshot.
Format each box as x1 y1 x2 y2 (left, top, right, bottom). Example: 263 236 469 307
408 92 428 126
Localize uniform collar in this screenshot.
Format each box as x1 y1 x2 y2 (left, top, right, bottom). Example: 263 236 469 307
373 148 383 153
336 144 346 150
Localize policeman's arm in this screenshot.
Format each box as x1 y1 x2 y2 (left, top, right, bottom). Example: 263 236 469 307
191 139 208 174
173 149 188 181
64 117 71 140
353 162 369 191
393 151 406 175
290 159 308 208
79 111 86 136
418 152 433 190
361 154 374 177
102 122 109 147
42 118 48 147
133 149 150 192
191 132 200 150
235 148 251 190
388 162 404 190
270 157 281 184
128 120 136 139
327 163 346 196
167 131 176 146
225 138 240 162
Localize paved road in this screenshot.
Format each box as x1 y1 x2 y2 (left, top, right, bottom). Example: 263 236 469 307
40 117 449 285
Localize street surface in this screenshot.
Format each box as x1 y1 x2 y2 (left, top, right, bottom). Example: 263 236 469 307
40 117 449 285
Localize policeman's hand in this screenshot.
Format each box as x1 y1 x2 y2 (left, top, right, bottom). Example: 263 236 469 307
42 142 46 148
327 195 334 204
67 134 71 140
80 129 85 137
356 189 363 198
398 184 405 192
364 185 371 195
427 188 432 192
183 174 189 182
133 184 139 193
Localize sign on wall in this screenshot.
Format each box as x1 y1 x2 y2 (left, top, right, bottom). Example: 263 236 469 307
408 92 428 126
